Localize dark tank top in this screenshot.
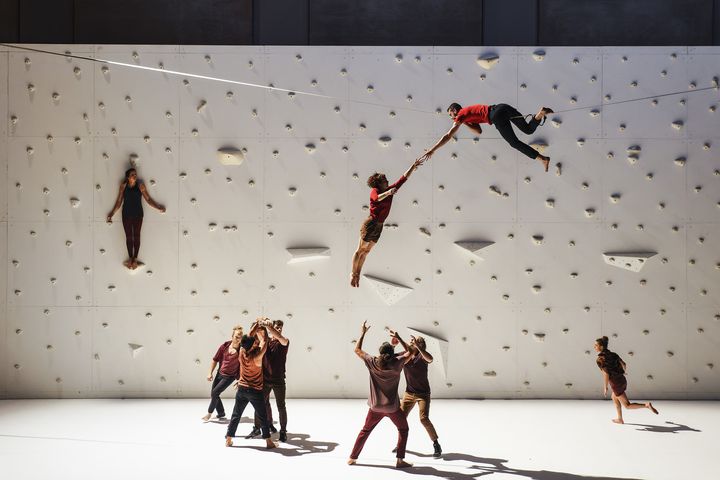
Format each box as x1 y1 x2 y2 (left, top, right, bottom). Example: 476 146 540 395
122 183 143 218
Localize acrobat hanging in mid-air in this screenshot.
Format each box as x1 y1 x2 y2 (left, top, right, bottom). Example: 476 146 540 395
419 103 554 171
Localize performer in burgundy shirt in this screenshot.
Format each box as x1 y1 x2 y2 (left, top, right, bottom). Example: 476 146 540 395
202 325 243 422
245 319 290 442
594 336 659 424
419 103 554 171
390 330 442 458
350 158 422 287
348 321 413 469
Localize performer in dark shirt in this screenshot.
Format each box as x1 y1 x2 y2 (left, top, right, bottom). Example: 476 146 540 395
106 167 165 270
391 330 442 458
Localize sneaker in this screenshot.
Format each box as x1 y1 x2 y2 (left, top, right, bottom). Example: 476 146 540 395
245 426 261 439
433 441 442 458
216 414 226 420
269 425 278 434
279 431 287 442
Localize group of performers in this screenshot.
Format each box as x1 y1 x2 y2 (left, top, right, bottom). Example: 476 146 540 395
107 101 660 466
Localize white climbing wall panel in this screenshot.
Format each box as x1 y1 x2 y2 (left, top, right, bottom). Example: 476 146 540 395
1 45 720 399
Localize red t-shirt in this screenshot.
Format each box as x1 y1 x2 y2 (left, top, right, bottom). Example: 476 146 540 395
369 175 407 223
455 104 491 125
213 341 240 378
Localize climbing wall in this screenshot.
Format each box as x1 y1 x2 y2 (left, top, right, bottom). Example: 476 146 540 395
1 45 719 399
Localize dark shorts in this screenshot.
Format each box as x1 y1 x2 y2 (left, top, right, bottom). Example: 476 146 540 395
361 217 383 243
609 375 627 397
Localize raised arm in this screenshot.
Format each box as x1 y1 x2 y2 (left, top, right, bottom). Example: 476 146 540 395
388 329 410 353
139 183 166 213
265 322 288 346
419 123 462 163
375 188 397 202
354 321 370 359
106 181 127 222
403 158 423 179
411 336 434 363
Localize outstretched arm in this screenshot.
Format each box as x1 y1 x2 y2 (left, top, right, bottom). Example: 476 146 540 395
419 123 462 162
354 321 370 359
411 336 434 363
139 183 166 213
388 329 410 353
107 182 127 222
403 158 423 179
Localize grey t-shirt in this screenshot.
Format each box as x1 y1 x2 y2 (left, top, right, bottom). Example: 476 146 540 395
362 352 405 413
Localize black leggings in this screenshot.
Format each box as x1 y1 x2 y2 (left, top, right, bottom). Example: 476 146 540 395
489 104 542 159
122 216 143 259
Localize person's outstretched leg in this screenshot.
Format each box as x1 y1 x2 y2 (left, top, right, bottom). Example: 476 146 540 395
387 409 412 468
619 393 658 414
351 238 376 287
274 383 288 441
416 396 441 457
130 217 143 268
348 409 384 464
611 394 624 424
492 104 550 171
225 389 250 446
122 217 134 268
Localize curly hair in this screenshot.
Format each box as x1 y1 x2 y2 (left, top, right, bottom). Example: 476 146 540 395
367 172 387 189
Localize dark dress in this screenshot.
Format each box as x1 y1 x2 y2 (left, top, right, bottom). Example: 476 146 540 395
596 350 627 396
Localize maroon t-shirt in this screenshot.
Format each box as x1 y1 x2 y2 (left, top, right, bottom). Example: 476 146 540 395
362 352 405 413
213 341 240 378
369 175 407 223
455 104 491 125
403 354 431 395
262 338 289 383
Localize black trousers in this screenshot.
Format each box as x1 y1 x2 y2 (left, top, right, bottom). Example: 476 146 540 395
489 103 542 159
226 386 271 439
207 373 236 416
253 381 287 432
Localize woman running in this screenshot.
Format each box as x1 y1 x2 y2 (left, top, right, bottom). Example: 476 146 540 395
595 336 659 424
106 168 165 269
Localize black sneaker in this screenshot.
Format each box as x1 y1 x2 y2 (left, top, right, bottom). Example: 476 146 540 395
245 426 261 439
279 430 287 442
433 441 442 458
269 425 278 434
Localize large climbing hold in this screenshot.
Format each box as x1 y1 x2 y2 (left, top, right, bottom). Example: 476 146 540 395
454 240 495 260
363 275 413 306
217 147 245 165
476 54 500 70
286 247 331 264
602 252 657 273
407 327 449 379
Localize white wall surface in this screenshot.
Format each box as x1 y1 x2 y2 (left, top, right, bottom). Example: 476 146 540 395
0 45 719 399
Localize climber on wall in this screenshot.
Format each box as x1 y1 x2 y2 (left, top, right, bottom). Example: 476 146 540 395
418 103 554 171
350 158 423 288
106 167 166 270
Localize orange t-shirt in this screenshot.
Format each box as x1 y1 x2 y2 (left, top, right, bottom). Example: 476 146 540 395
239 349 264 390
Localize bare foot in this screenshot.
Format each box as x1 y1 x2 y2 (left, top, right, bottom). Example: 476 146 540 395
539 156 550 172
351 273 360 288
265 439 277 449
647 402 659 415
225 436 233 447
347 459 357 465
201 413 211 422
535 106 554 120
123 260 133 269
396 460 413 469
612 418 624 424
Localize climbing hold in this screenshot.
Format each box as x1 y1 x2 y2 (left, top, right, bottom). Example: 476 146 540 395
476 54 500 70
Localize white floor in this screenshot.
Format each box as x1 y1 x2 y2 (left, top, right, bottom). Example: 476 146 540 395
0 399 716 480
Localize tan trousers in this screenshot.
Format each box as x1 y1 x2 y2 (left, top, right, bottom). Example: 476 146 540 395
400 392 438 441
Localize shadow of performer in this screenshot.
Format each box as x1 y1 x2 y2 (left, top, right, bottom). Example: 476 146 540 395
230 432 338 457
625 421 701 434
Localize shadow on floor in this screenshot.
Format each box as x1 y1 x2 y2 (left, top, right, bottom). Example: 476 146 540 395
625 421 701 434
230 432 338 457
353 450 642 480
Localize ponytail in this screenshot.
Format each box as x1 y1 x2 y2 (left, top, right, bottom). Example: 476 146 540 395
596 336 609 351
